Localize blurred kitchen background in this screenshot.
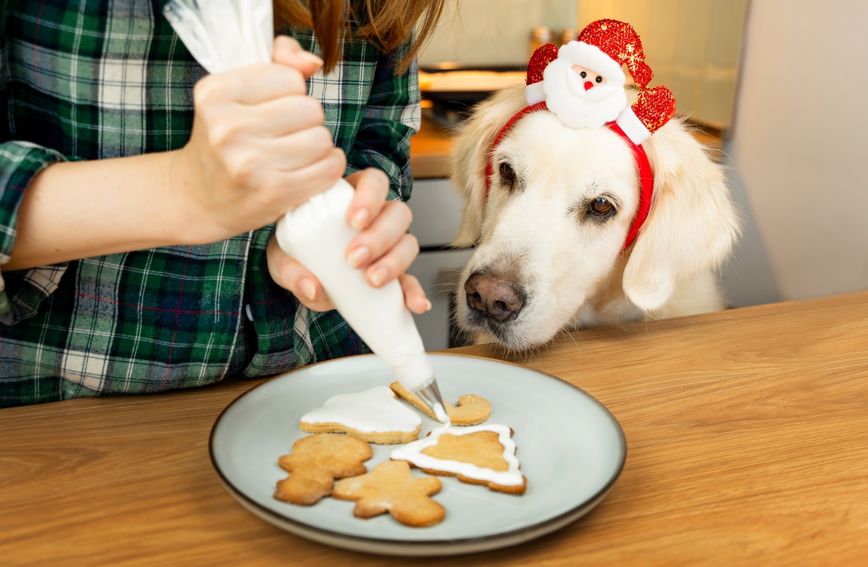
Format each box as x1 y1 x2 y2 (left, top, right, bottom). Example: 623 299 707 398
406 0 868 349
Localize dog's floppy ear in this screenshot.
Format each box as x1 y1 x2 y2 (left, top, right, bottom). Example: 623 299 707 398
450 87 527 247
622 120 740 311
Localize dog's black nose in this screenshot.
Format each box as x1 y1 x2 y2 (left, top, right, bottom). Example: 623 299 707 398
464 272 526 322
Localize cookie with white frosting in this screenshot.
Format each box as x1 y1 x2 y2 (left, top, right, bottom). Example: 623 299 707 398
299 386 422 444
390 424 527 494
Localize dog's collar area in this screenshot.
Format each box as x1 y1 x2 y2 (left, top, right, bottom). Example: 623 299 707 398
484 103 654 251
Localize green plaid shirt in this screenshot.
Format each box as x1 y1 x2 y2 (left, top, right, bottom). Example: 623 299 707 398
0 1 420 406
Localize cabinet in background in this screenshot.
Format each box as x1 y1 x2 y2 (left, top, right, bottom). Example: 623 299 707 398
407 179 473 350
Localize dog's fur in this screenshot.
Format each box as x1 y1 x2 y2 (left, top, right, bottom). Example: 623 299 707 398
451 86 739 350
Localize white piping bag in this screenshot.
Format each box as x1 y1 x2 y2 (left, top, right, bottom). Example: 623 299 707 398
164 0 273 73
163 0 449 422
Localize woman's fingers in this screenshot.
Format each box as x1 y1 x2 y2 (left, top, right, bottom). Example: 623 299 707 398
251 95 325 137
266 236 335 312
255 125 334 170
272 36 323 79
346 200 413 272
363 232 420 288
202 62 307 104
267 231 429 316
399 274 431 314
269 148 346 208
195 37 320 108
346 169 390 231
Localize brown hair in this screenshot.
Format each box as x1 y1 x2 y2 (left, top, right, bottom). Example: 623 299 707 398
274 0 446 73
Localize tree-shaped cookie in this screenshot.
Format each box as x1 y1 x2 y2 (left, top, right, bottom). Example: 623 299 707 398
274 434 372 505
391 424 527 495
332 461 445 527
390 382 491 425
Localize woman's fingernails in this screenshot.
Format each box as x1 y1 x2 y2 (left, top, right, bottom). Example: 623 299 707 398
369 267 388 287
411 297 431 313
350 209 369 230
301 51 324 66
347 246 370 268
298 278 317 302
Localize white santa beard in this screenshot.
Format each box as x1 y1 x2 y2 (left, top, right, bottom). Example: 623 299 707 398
543 59 627 129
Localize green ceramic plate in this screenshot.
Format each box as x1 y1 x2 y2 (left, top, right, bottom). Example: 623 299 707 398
210 353 626 556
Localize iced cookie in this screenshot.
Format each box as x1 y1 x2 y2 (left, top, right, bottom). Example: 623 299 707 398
333 460 445 527
390 381 491 426
390 424 527 495
274 434 372 505
299 386 422 444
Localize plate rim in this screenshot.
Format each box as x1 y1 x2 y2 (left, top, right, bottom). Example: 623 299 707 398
209 352 627 550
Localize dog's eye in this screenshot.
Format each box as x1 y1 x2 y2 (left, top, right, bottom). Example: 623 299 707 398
588 197 615 217
595 76 603 84
580 71 587 78
498 162 518 193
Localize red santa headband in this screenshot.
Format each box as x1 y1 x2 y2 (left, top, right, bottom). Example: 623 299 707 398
485 19 676 250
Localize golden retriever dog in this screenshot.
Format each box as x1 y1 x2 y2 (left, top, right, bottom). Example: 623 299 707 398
450 86 739 349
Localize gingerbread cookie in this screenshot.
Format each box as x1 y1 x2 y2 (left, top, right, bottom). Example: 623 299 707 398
391 424 527 495
332 460 445 527
390 381 491 426
299 386 422 444
274 434 372 505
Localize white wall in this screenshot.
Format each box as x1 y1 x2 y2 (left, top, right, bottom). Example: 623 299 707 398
721 0 868 306
579 0 746 129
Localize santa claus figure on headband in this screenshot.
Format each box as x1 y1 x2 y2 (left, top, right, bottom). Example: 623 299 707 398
532 40 628 128
524 19 673 145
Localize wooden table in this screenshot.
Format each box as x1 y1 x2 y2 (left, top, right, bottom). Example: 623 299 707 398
2 292 867 565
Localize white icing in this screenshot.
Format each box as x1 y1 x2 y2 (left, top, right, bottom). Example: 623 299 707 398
432 402 451 426
300 386 421 433
390 424 524 487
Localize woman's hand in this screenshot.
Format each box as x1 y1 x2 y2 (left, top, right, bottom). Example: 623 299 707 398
174 36 345 243
267 168 431 314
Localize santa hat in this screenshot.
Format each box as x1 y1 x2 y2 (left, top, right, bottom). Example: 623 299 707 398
486 19 677 250
524 19 675 144
577 19 653 88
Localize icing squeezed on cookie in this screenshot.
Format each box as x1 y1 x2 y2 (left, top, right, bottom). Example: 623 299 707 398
389 381 492 426
432 403 451 426
300 386 421 433
390 424 524 487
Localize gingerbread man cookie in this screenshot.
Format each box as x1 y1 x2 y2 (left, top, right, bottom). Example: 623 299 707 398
390 381 491 426
332 461 445 527
274 434 372 505
391 425 527 495
299 386 422 444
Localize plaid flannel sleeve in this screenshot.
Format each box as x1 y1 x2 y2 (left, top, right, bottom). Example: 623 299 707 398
346 41 421 202
0 141 69 325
